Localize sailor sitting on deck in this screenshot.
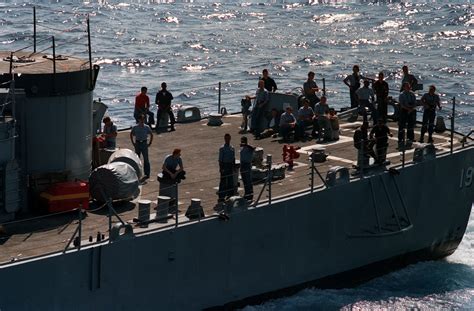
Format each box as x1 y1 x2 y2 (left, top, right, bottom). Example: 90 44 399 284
259 108 280 139
162 148 185 183
279 106 299 142
303 71 320 108
134 86 155 126
296 99 317 139
314 96 332 142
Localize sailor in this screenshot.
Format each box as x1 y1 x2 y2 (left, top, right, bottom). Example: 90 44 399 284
303 71 320 108
370 119 393 164
134 86 155 126
419 85 441 144
259 69 278 93
162 148 185 182
398 82 417 149
353 121 377 170
279 106 298 142
259 108 280 139
356 80 377 126
343 65 365 109
400 65 418 92
102 116 117 149
314 96 332 142
372 72 389 121
130 114 153 179
218 133 235 202
247 80 270 138
240 136 255 201
297 99 316 139
155 82 176 132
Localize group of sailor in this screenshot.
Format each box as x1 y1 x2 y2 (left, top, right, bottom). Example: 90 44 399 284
244 65 441 170
100 64 442 201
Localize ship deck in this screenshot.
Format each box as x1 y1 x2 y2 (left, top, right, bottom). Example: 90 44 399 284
0 113 470 264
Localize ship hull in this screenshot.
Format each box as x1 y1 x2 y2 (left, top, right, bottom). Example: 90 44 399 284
0 147 473 310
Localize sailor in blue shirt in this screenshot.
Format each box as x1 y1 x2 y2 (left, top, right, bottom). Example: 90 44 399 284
162 148 184 182
218 133 235 202
240 136 255 201
130 114 153 178
398 82 417 149
419 85 441 143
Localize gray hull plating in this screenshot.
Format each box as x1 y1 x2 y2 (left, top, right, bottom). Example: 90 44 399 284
0 148 473 310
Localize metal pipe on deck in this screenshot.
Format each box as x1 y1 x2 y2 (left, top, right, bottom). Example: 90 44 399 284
218 82 221 113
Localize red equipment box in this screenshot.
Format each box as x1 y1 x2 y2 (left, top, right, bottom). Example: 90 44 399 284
40 181 90 213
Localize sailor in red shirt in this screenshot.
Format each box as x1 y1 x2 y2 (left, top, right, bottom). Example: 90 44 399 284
134 86 155 126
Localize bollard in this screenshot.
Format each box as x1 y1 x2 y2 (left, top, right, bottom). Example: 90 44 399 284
156 195 171 223
137 199 151 227
185 198 204 220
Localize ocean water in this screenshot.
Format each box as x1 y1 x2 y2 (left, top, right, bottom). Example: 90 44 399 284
1 0 473 309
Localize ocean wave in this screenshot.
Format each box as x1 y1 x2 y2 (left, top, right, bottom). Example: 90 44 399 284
312 13 361 25
201 13 236 20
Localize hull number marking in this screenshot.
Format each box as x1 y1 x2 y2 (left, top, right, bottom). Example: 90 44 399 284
460 167 473 188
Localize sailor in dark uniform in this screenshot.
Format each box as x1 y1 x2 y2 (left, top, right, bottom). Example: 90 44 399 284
218 133 235 202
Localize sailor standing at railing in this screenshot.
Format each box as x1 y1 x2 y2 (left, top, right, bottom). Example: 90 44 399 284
398 82 417 149
356 80 377 126
343 65 366 109
419 85 441 144
240 136 255 201
218 133 236 203
372 72 390 122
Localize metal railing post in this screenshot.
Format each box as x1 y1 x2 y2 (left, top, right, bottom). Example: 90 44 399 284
218 82 221 113
401 138 406 168
77 205 82 250
267 154 272 205
9 52 13 75
175 183 179 228
450 96 455 154
33 7 36 53
322 78 326 96
310 156 315 193
52 36 56 75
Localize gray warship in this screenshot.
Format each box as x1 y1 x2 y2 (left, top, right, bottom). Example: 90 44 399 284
0 10 473 311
